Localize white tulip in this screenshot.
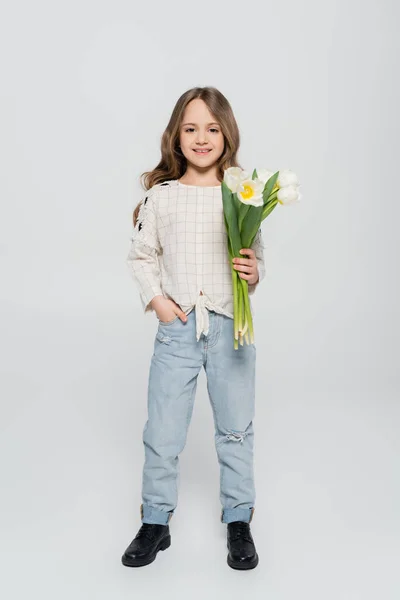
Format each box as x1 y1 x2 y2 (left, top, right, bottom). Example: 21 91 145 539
277 169 299 188
236 178 264 207
223 167 250 193
277 184 300 205
256 169 275 186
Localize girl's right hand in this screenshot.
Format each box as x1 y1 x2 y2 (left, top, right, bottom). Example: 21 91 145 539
151 295 188 323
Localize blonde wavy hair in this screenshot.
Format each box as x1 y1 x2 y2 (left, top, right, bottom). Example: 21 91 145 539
132 86 243 227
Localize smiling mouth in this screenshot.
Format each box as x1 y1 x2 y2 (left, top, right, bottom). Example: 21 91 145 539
193 149 212 154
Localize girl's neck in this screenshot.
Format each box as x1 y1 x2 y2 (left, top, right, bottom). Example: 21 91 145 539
178 168 220 187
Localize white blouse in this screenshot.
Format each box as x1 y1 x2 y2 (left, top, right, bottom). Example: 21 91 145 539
126 179 266 342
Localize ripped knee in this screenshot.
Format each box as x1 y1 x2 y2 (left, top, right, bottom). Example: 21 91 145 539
226 430 246 443
219 423 252 444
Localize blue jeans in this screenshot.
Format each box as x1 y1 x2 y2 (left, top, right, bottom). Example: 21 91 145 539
140 307 256 525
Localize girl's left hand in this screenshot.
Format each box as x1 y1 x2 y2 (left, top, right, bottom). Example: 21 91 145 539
232 249 259 285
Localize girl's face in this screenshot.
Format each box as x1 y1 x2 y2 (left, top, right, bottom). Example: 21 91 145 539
179 99 225 169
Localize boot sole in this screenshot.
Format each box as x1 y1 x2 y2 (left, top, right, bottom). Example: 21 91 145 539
121 535 171 567
227 552 259 570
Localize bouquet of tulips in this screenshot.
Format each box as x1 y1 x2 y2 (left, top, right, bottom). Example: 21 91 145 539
222 167 301 350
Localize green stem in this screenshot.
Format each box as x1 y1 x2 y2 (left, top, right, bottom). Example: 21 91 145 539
241 277 254 344
238 276 243 337
231 264 239 342
262 198 278 220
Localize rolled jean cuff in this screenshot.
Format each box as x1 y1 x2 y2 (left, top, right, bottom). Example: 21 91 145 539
221 507 255 524
140 503 174 525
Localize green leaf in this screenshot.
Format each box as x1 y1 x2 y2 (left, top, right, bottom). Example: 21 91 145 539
262 171 279 205
237 171 278 247
221 181 242 256
252 168 258 180
240 204 263 248
224 212 234 258
238 202 251 231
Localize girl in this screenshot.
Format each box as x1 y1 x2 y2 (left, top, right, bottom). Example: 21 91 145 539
122 87 266 570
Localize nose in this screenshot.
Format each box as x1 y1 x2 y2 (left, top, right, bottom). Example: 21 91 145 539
196 130 208 144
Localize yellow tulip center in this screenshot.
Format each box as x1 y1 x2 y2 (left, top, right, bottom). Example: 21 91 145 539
241 184 254 202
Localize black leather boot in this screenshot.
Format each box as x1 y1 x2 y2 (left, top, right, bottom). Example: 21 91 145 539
121 523 171 567
227 521 259 570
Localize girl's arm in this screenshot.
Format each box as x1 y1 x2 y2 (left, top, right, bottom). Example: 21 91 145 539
248 228 266 295
126 188 163 313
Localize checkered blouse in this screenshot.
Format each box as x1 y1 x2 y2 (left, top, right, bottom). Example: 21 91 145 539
126 179 266 341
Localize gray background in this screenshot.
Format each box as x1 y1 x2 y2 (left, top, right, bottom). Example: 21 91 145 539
0 0 399 598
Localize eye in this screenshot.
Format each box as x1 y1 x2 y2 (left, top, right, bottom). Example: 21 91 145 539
184 127 220 133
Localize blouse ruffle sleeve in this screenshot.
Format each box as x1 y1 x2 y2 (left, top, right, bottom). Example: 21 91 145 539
126 186 163 313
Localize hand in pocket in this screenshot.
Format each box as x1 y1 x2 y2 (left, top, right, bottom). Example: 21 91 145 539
151 296 187 323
